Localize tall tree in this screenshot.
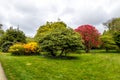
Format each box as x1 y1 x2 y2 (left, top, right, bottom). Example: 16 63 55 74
103 18 120 49
103 18 120 31
1 27 26 43
100 30 117 52
75 25 100 53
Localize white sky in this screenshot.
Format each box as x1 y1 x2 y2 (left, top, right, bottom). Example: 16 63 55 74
0 0 120 37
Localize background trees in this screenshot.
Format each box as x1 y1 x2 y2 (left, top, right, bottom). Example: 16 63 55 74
113 31 120 49
0 18 119 54
0 27 26 43
0 24 4 37
75 25 100 53
100 31 118 52
0 27 26 52
103 18 120 49
103 18 120 31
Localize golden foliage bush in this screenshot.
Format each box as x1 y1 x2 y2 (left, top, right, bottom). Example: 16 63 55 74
23 42 40 55
9 42 40 55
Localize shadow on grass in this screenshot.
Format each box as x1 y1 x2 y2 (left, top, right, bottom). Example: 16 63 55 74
90 49 120 54
42 54 80 60
72 49 120 54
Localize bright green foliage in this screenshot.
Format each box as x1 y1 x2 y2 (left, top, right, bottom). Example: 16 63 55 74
0 27 26 52
34 21 67 41
103 18 120 50
35 21 83 56
40 28 83 56
113 31 120 49
100 31 118 52
1 52 120 80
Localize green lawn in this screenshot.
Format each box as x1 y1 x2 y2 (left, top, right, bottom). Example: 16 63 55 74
0 51 120 80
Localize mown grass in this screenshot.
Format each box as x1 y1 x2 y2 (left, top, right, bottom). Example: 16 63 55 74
0 51 120 80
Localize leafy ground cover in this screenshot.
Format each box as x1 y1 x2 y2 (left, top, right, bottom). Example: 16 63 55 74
0 50 120 80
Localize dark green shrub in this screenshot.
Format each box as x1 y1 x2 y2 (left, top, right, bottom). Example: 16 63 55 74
1 41 13 52
39 28 83 57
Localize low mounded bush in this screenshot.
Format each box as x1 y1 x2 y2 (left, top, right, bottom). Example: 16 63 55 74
23 42 40 55
9 43 25 55
9 42 40 55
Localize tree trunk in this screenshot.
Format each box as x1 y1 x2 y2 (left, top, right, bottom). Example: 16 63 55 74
65 52 67 57
85 47 90 53
50 51 56 57
85 42 91 53
106 48 109 52
60 49 64 56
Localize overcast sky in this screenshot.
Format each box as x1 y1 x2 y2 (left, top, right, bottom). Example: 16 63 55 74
0 0 120 37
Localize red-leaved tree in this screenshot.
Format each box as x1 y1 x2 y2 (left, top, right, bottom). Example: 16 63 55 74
75 25 100 53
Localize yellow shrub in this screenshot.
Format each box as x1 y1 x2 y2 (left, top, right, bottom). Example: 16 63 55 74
23 42 40 55
9 42 40 55
9 43 24 55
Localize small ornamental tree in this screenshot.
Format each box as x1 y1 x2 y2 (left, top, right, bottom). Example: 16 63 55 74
39 28 83 57
75 25 100 53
